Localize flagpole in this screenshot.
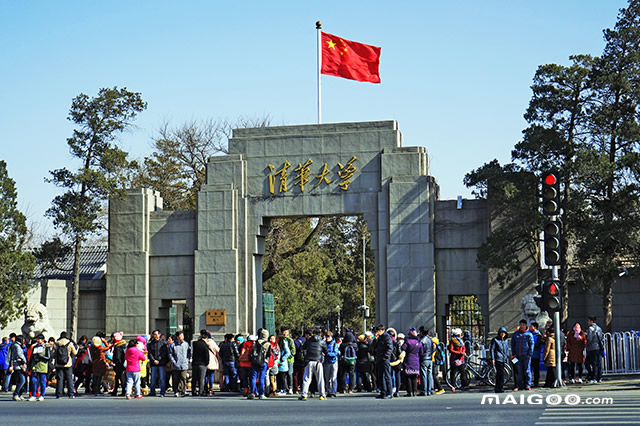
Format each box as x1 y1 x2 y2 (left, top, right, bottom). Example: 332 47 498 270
316 21 322 124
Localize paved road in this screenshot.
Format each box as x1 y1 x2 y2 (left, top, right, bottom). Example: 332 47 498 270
2 389 640 425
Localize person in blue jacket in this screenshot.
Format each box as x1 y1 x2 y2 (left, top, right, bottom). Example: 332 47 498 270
0 337 10 391
323 331 339 397
511 320 534 391
529 322 544 387
489 327 509 393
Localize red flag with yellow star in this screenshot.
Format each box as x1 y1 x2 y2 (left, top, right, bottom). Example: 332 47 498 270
321 32 381 83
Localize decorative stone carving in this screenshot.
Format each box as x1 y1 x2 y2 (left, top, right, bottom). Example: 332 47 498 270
520 294 551 327
21 303 56 341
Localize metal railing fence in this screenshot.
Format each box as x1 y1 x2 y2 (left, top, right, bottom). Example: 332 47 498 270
602 331 640 375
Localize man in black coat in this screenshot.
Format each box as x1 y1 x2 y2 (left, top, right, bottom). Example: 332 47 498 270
298 329 328 401
147 329 169 396
219 333 240 392
374 324 394 399
191 329 211 396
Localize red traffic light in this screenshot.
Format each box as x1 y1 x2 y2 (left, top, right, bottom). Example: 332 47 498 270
544 173 557 186
542 172 560 216
548 282 559 295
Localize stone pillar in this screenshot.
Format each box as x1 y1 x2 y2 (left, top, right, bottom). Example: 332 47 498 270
194 154 247 335
381 147 437 331
106 188 161 335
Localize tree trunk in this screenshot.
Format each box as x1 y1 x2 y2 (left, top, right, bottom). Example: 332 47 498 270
602 277 613 332
561 280 569 329
70 235 82 340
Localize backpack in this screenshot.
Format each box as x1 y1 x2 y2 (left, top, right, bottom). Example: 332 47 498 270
326 340 338 364
239 343 252 364
82 347 93 365
390 340 400 363
56 343 70 365
434 342 446 366
294 339 305 364
343 344 356 366
251 341 267 367
596 329 604 351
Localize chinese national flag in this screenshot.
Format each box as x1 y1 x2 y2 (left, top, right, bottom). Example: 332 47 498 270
321 32 381 83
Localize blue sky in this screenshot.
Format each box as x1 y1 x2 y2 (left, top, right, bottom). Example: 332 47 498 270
0 1 627 237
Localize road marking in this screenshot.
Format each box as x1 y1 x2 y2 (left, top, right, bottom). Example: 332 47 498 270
537 422 640 425
535 393 640 425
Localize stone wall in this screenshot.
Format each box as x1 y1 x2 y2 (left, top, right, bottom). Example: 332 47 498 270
567 277 640 331
107 188 161 335
149 210 196 334
434 199 490 336
0 279 105 341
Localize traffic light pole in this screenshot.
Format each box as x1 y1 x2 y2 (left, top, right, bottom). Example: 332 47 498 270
552 264 564 387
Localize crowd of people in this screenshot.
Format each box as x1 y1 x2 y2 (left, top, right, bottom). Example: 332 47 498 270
487 316 605 393
0 317 606 401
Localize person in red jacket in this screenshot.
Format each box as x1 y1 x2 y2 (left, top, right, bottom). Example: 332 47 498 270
448 328 469 391
238 336 255 397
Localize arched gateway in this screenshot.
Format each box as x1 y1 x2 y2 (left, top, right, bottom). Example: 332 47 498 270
107 121 439 336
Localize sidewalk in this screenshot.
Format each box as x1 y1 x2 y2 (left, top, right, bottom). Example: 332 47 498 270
461 373 640 393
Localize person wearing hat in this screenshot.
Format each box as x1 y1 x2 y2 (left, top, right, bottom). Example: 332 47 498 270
90 333 111 396
250 329 272 400
109 332 126 397
355 334 371 392
400 328 423 397
27 334 51 401
489 327 509 393
448 328 468 391
238 335 256 396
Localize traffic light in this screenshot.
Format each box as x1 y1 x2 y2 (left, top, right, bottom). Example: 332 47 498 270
542 172 560 215
544 280 562 313
543 219 562 265
534 283 545 311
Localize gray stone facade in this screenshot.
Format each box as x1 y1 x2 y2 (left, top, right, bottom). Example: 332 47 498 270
108 121 439 336
3 122 640 341
100 120 640 341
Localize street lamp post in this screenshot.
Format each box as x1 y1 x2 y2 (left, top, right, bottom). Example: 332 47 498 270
363 232 367 334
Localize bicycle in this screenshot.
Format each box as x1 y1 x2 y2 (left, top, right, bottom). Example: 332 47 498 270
445 354 512 389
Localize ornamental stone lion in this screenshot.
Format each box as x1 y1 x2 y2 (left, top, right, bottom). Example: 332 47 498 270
21 302 56 342
520 294 551 327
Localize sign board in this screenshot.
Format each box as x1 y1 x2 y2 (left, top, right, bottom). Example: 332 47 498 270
206 310 226 326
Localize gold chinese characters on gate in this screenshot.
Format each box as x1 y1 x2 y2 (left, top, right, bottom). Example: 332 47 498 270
267 156 357 194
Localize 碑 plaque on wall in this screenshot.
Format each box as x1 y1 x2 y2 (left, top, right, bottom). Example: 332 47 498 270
206 310 226 326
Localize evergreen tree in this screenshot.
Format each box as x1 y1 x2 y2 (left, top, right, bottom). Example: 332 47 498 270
0 160 36 328
466 0 640 330
43 87 146 339
572 0 640 330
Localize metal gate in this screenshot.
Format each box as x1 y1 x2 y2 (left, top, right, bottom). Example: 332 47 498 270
446 295 485 345
263 292 275 335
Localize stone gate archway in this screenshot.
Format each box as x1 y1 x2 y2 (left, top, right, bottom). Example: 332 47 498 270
107 121 439 336
197 121 437 333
